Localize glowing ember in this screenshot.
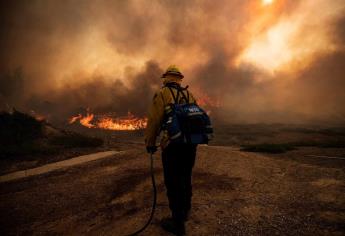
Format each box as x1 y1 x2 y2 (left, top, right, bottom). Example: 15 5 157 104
69 112 147 130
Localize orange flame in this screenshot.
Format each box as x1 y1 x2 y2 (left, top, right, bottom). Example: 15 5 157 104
80 113 95 128
69 111 147 130
196 93 221 108
30 110 46 121
191 88 221 108
69 114 82 124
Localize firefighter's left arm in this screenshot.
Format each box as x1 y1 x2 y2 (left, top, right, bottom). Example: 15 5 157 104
145 91 165 147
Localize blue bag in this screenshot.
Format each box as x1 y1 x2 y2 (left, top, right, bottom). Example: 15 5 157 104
162 84 213 144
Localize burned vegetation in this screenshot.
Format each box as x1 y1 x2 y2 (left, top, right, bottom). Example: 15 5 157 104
0 110 104 172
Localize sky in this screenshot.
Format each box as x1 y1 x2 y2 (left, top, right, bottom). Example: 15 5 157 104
0 0 345 124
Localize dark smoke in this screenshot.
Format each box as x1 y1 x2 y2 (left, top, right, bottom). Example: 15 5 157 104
0 0 344 124
23 61 162 122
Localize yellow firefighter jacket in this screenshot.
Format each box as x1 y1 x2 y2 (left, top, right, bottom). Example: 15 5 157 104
145 77 196 149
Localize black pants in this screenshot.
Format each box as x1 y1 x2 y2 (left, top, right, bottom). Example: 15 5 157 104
162 143 197 221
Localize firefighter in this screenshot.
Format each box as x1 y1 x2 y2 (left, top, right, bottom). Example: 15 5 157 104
145 65 197 236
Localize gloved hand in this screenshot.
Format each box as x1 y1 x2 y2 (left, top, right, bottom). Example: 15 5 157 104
146 146 157 154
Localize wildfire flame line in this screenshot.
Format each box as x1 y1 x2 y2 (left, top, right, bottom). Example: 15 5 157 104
69 112 147 130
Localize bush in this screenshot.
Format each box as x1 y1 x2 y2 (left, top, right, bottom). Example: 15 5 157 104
0 110 103 159
241 139 345 154
0 110 44 145
316 139 345 148
291 139 345 148
241 143 295 153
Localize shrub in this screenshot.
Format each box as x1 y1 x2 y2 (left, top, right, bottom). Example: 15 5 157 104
0 110 44 145
241 143 295 153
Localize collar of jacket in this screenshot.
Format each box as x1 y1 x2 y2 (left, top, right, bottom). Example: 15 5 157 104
163 76 182 86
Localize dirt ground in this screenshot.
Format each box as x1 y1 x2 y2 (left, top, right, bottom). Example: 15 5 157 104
0 141 344 235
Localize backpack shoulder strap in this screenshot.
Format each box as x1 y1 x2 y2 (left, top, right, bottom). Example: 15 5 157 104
176 88 183 103
165 83 190 104
186 90 190 103
178 86 189 104
167 86 178 103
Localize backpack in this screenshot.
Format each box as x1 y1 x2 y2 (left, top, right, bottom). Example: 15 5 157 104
162 83 213 144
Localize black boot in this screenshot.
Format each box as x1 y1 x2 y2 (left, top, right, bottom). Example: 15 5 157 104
182 210 190 222
160 217 185 236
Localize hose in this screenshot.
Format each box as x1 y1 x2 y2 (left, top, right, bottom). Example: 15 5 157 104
126 152 157 236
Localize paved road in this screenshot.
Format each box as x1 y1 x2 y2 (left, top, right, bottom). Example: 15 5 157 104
0 145 344 235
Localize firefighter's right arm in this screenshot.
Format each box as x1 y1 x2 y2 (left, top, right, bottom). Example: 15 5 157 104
145 91 165 147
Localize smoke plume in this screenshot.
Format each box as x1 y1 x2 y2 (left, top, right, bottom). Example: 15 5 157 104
1 0 344 124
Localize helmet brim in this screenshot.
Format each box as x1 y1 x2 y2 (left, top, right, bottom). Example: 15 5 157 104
162 71 184 79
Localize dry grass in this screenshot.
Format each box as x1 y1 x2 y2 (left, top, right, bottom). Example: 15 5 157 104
0 110 103 159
